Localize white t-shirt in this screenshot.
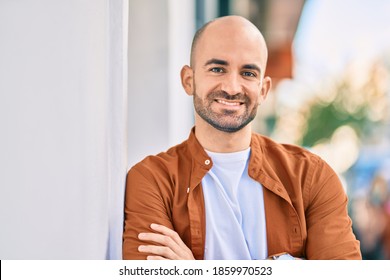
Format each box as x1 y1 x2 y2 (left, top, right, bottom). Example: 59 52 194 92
202 148 267 260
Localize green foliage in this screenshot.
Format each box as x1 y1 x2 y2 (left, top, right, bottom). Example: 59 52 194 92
300 62 389 147
301 94 368 147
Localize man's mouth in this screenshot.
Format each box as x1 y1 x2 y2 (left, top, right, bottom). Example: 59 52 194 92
216 99 244 106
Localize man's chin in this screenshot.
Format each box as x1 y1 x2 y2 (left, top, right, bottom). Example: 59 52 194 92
207 121 248 133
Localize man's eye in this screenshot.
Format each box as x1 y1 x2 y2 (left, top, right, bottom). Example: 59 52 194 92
242 71 256 77
210 67 224 73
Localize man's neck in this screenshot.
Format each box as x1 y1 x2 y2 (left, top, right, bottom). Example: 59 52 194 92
194 120 252 153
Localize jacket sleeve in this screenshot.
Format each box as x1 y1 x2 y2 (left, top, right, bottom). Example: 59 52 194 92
122 164 174 260
304 158 362 259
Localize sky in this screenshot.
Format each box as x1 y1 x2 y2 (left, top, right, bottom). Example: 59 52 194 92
275 0 390 110
293 0 390 81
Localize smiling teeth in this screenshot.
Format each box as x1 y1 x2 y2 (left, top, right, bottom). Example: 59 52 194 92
217 100 240 106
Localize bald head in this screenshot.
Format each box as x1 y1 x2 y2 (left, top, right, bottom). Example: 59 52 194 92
190 16 268 74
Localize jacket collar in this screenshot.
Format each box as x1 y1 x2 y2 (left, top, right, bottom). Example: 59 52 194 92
188 127 213 170
248 134 292 206
187 126 291 206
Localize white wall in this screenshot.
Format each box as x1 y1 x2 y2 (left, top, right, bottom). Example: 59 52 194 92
0 0 128 259
0 0 195 259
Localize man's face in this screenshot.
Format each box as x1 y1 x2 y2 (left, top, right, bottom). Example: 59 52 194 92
192 77 260 133
187 20 270 133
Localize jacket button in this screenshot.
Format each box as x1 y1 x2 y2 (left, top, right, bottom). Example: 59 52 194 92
205 159 210 165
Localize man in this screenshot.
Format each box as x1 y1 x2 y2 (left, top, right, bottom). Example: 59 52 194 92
123 15 361 260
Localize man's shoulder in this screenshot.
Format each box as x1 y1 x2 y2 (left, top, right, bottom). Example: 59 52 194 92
251 133 338 195
128 139 191 176
251 133 321 163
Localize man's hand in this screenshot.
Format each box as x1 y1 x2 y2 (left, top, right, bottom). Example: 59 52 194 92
138 223 195 260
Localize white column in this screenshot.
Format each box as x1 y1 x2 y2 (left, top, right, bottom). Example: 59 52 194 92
168 0 196 146
0 0 128 259
107 0 129 260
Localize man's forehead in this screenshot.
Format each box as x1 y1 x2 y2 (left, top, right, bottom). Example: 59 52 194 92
200 21 265 52
197 39 265 65
191 16 268 68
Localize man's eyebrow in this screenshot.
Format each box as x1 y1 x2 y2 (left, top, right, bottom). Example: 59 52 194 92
243 64 261 74
204 58 229 66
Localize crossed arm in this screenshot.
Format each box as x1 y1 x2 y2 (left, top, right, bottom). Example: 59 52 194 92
137 223 195 260
134 223 303 260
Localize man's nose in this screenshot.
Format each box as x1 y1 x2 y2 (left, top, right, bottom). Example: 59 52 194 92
220 73 242 95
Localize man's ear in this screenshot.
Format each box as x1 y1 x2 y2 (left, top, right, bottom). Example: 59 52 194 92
259 76 272 104
180 65 194 96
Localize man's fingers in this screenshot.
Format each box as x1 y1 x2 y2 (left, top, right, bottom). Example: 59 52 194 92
138 232 179 249
150 224 188 248
146 255 168 260
138 224 195 260
138 245 177 259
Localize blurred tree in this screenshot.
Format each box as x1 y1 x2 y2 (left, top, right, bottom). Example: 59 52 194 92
301 60 389 147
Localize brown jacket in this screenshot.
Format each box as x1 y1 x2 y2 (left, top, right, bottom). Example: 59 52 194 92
123 128 361 259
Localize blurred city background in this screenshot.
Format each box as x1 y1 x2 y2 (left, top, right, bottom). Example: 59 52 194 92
129 0 390 260
219 0 390 259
